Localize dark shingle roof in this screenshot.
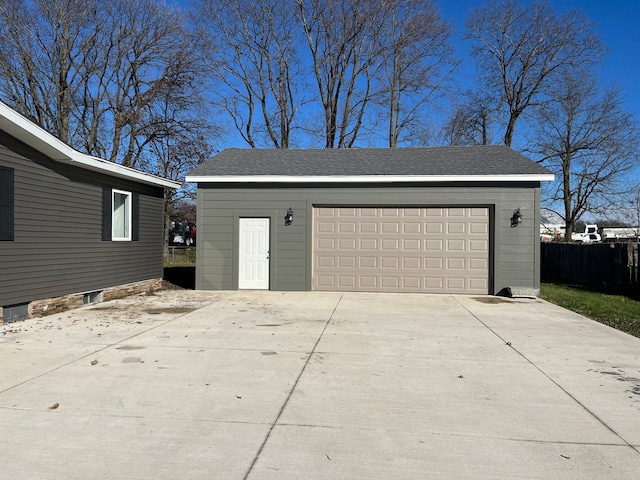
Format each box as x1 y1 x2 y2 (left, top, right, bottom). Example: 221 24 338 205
186 145 551 178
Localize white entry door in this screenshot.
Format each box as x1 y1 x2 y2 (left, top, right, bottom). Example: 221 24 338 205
239 218 270 289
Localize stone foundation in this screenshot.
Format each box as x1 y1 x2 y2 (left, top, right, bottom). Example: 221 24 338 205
1 278 164 324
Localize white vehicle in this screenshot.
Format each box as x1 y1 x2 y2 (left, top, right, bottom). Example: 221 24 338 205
571 224 601 243
601 227 639 242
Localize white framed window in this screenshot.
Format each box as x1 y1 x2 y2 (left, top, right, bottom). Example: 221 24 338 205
112 189 132 241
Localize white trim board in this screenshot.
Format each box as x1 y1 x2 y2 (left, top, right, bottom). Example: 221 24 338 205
0 101 180 189
186 174 555 183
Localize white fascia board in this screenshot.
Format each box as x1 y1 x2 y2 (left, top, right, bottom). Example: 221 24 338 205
0 102 180 189
185 174 555 183
63 155 181 188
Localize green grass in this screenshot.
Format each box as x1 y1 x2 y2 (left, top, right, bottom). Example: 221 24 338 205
164 247 196 267
540 283 640 338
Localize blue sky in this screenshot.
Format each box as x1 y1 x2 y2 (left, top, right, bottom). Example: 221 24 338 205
182 0 639 151
439 0 640 116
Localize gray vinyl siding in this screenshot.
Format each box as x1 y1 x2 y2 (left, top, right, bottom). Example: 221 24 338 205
0 131 165 307
195 183 541 294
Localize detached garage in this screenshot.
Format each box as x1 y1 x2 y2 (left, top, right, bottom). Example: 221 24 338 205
186 146 553 296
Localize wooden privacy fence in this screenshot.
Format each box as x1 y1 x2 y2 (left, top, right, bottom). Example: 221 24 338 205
541 242 639 287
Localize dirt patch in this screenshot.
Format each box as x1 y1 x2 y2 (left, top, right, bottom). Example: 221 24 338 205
90 306 196 315
472 297 510 304
590 367 640 398
144 307 196 315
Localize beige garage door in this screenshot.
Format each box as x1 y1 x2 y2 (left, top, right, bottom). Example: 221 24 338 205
313 207 489 294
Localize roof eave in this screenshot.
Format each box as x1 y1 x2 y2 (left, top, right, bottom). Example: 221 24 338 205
185 174 555 183
0 102 181 189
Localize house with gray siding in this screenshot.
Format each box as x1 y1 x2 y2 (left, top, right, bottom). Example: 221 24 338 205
0 101 180 322
186 147 553 296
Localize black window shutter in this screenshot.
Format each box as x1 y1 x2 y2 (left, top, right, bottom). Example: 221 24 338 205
132 192 140 241
102 186 111 241
0 166 14 241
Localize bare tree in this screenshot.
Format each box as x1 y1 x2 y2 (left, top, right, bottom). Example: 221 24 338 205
0 0 99 143
465 0 604 146
534 73 640 240
98 0 201 167
143 74 215 248
297 0 386 148
0 0 214 172
376 0 455 147
194 0 301 148
441 91 498 146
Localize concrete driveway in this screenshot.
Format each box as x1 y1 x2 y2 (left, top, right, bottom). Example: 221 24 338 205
1 291 639 479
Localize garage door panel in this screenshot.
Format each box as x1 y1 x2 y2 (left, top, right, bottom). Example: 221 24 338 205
447 277 466 289
316 275 335 287
402 277 421 288
447 258 465 270
446 239 465 251
403 222 421 234
402 208 421 217
381 239 399 250
339 208 356 216
359 276 377 287
447 222 466 234
339 238 356 249
426 239 443 250
470 222 488 234
339 256 356 268
382 208 400 216
425 222 443 234
381 276 400 288
382 222 400 233
360 222 378 233
470 258 488 269
360 256 377 268
313 207 489 294
339 222 356 233
316 256 335 267
425 277 444 289
360 238 377 249
425 258 443 269
316 207 336 217
317 238 335 249
470 239 488 250
403 257 421 269
470 208 488 217
381 257 400 268
316 221 335 233
403 239 421 250
470 278 488 289
447 208 466 217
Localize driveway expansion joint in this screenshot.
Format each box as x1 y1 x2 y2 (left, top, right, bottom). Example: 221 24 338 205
242 293 344 480
454 296 640 456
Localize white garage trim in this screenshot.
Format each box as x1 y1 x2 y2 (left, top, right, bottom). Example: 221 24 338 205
186 174 553 183
312 207 489 294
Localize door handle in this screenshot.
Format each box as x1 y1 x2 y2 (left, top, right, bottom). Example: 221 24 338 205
266 250 270 259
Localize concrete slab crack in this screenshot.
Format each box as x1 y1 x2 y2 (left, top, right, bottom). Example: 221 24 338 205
242 293 344 480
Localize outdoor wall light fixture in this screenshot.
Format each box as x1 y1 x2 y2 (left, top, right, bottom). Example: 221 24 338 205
285 207 294 226
511 208 523 228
